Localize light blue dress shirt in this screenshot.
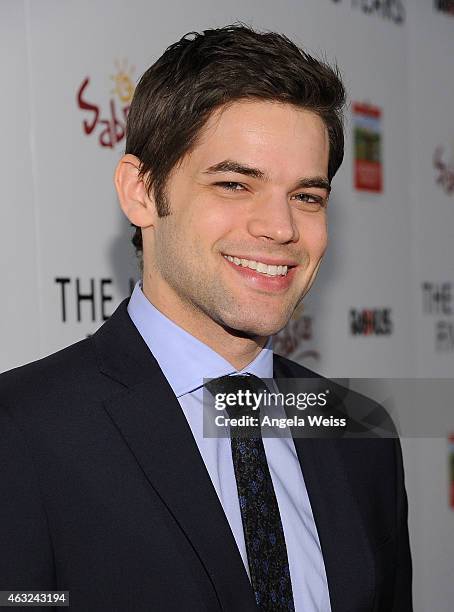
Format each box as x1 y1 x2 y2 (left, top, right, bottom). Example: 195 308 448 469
127 281 331 612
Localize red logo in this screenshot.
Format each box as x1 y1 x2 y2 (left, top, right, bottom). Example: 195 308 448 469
353 103 383 193
76 60 135 149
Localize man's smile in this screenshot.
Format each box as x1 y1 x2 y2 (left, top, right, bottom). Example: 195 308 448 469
223 254 290 276
221 253 299 291
222 253 300 276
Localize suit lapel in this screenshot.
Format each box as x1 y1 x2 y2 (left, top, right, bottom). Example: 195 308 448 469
273 356 375 612
94 300 257 611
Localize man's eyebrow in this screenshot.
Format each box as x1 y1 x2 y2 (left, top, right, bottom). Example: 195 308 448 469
294 176 331 194
203 159 331 194
203 160 266 180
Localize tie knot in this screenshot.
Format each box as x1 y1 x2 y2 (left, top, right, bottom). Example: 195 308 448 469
205 373 268 419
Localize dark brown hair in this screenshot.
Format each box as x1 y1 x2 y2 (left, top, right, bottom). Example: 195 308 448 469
125 24 346 257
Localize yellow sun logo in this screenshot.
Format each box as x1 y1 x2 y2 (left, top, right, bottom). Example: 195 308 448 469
110 59 135 104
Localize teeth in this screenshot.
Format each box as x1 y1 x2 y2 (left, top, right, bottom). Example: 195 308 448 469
224 255 289 276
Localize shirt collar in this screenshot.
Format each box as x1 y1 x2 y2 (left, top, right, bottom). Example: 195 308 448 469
127 281 273 398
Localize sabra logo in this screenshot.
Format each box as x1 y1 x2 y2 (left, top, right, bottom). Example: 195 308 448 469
76 60 136 149
434 141 454 196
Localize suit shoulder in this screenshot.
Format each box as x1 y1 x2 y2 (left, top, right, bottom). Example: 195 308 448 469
0 337 103 411
274 354 398 437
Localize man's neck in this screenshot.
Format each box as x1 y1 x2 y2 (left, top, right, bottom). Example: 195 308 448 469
141 281 268 371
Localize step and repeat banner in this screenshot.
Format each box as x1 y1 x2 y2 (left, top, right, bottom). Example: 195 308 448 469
1 1 453 609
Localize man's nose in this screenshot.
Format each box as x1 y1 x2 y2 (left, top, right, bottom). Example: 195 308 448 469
246 193 299 244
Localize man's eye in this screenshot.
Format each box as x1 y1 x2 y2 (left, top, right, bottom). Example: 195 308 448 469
293 193 320 203
291 193 325 208
215 181 246 191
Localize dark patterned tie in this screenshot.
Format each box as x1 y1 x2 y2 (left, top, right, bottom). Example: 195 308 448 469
205 374 295 611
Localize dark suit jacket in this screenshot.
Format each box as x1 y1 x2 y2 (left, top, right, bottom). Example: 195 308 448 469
0 298 412 611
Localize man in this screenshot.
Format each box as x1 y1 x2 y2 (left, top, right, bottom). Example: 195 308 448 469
0 25 411 611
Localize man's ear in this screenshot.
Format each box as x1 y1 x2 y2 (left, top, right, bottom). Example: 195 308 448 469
114 154 156 228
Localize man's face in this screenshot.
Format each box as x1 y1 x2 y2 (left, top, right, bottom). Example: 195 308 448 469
145 100 330 338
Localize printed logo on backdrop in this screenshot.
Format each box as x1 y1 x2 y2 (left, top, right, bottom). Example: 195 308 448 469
353 103 383 193
330 0 405 25
76 59 136 149
274 303 320 364
434 141 454 196
349 308 393 336
55 277 137 333
449 434 454 509
435 0 454 15
421 282 454 352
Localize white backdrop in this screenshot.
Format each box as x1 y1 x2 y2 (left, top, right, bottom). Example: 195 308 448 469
1 1 453 609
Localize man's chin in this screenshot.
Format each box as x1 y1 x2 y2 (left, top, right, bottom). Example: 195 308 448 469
220 313 290 340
